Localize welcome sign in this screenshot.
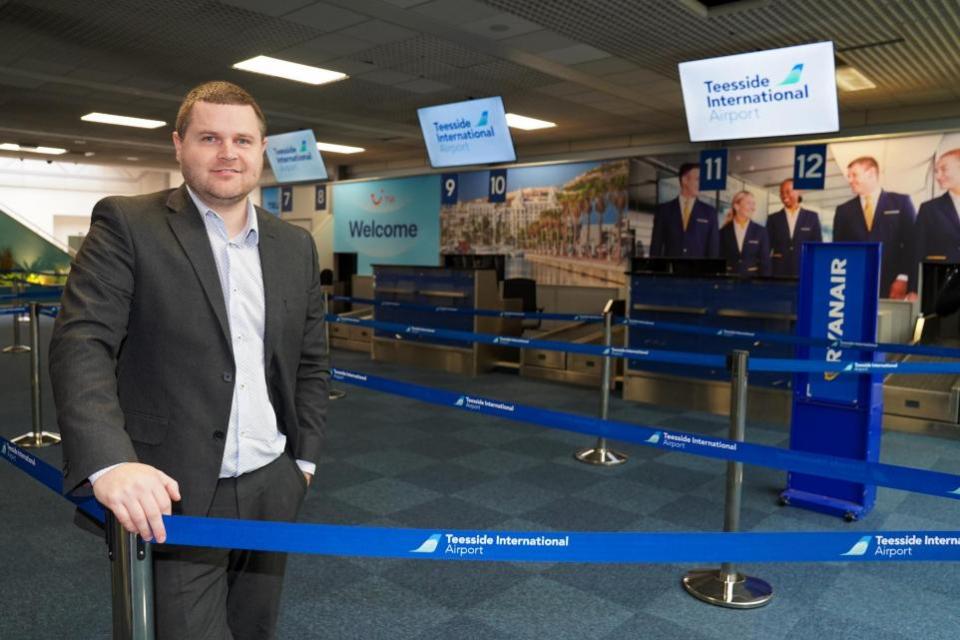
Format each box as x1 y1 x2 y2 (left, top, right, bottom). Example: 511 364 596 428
333 175 441 275
679 41 838 142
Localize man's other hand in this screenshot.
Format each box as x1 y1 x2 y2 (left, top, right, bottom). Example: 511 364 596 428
93 463 181 543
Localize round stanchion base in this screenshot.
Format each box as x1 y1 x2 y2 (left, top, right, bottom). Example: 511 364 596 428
2 345 31 353
574 446 627 466
11 431 62 448
329 388 347 400
682 569 773 609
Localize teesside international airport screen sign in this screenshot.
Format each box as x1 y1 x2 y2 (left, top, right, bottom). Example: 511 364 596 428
417 96 516 168
678 41 839 142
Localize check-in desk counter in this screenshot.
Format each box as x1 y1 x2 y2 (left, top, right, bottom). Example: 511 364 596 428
521 321 625 387
370 265 519 375
330 306 374 352
623 272 797 421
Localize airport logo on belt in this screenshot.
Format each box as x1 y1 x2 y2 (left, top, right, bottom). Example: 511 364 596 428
842 534 960 558
410 531 570 558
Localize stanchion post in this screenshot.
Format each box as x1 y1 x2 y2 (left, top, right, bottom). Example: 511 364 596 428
3 279 31 353
321 271 346 401
12 302 61 448
574 299 627 466
682 349 772 608
107 512 155 640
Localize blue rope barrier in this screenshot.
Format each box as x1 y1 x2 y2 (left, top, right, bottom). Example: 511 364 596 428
330 368 960 500
3 436 958 563
331 294 960 361
0 287 64 302
328 314 960 375
0 305 28 316
327 315 727 369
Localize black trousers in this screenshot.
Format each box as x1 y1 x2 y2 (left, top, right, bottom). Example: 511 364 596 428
153 453 308 640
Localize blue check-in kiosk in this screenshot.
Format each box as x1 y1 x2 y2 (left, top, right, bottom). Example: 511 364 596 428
781 243 883 520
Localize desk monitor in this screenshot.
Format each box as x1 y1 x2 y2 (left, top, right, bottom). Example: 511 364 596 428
631 257 727 277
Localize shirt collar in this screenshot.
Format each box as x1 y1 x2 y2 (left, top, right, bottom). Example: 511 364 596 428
185 185 259 245
860 188 883 207
785 206 800 216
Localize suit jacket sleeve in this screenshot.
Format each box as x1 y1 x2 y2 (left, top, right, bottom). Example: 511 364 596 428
650 205 664 257
292 232 329 466
759 227 771 277
707 209 719 258
49 197 138 494
893 194 918 292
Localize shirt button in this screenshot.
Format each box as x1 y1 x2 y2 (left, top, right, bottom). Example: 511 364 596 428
223 372 233 382
213 430 225 440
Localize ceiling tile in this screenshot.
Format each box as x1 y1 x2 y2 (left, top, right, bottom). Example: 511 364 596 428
283 3 368 32
536 81 586 97
394 78 452 93
498 29 579 53
459 13 542 40
571 56 638 76
413 0 501 23
218 0 314 17
540 44 609 65
339 20 418 45
358 69 418 86
290 32 374 56
380 0 431 7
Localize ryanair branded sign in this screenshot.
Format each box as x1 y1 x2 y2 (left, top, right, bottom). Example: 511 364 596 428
804 244 878 404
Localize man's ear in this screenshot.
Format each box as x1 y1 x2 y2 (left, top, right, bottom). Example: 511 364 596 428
172 131 182 163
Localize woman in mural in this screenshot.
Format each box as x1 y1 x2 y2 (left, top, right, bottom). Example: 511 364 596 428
719 190 771 277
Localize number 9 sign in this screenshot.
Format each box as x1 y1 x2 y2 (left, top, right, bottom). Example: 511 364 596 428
441 173 459 205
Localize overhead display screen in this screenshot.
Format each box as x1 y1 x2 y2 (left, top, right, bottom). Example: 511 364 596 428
678 41 839 142
417 96 517 168
265 129 328 183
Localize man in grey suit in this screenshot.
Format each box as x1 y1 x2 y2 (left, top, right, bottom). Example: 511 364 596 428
49 81 328 639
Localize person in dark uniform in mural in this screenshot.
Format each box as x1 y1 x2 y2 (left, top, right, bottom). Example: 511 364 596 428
916 149 960 265
833 156 917 299
650 163 719 258
766 178 822 277
719 190 771 277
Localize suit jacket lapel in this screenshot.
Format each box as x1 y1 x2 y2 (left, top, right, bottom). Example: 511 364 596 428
940 193 960 237
166 187 231 345
257 210 284 366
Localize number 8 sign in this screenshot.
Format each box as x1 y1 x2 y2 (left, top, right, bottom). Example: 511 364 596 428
441 173 458 205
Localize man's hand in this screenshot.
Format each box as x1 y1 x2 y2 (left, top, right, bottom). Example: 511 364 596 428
303 472 313 487
888 278 908 300
93 463 181 543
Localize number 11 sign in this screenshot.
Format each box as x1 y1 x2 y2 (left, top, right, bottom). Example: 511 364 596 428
699 149 727 191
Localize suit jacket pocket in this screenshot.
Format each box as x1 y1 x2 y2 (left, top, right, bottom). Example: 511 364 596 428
124 410 168 445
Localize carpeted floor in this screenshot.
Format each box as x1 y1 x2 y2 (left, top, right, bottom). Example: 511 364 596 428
1 315 959 639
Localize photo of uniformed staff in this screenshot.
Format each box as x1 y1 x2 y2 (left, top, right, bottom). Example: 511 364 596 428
916 149 960 264
767 179 822 277
720 190 771 276
833 155 917 299
650 162 719 258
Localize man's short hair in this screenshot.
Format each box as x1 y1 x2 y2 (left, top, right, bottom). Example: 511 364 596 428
939 148 960 164
175 81 267 138
847 156 879 173
678 162 699 180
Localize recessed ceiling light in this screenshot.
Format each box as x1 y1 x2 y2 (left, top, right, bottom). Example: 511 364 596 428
81 112 167 129
126 157 139 161
836 65 876 92
0 143 67 155
316 141 365 154
233 55 347 86
84 151 96 157
505 113 556 131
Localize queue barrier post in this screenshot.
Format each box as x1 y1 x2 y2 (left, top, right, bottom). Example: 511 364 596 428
682 349 772 608
575 299 627 466
11 303 61 448
3 280 31 353
107 512 155 640
322 289 346 401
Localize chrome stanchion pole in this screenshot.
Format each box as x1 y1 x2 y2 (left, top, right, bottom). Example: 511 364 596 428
3 281 31 353
108 512 155 640
323 291 346 400
12 303 60 448
682 349 772 609
575 299 627 466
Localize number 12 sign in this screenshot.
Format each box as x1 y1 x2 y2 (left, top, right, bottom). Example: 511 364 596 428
793 144 827 190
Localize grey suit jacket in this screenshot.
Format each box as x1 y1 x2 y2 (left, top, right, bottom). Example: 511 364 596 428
49 185 328 519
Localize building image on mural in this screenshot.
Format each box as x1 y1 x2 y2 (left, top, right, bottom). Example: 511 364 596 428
441 160 633 285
